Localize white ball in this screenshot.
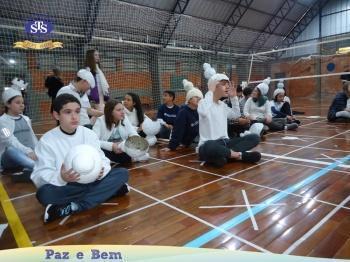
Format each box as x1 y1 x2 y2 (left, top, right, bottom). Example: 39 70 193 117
142 118 161 136
249 123 264 136
64 144 102 184
146 135 157 146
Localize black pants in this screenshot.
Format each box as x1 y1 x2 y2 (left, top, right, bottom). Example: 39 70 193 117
102 149 132 164
198 134 260 168
157 125 171 139
280 102 292 116
227 121 250 138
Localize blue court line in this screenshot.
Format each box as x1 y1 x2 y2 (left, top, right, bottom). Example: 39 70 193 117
184 154 350 248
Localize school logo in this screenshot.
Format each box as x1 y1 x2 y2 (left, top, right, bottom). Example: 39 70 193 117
14 18 62 50
25 19 53 35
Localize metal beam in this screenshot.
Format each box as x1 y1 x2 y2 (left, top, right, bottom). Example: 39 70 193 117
274 0 330 49
218 0 299 24
158 0 191 47
247 0 297 53
209 0 253 51
83 0 101 44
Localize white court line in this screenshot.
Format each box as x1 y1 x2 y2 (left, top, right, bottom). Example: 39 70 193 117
261 142 350 153
263 119 327 137
40 129 350 245
39 202 160 246
283 195 350 255
267 133 328 139
8 192 36 201
199 204 286 208
101 203 119 206
241 190 259 231
59 215 70 226
151 156 350 211
261 153 350 169
261 158 350 176
320 154 342 164
130 186 269 252
267 138 311 142
315 157 343 161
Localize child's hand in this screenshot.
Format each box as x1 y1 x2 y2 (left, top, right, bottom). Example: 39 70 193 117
112 143 123 154
61 164 80 183
96 167 104 180
228 82 237 97
161 147 171 152
27 152 38 161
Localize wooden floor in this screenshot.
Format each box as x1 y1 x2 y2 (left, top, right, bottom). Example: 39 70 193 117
1 103 350 259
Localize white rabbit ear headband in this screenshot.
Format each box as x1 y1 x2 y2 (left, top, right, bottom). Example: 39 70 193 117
11 78 28 91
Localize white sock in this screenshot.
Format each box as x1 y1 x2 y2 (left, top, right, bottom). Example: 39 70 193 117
71 202 79 211
336 111 350 118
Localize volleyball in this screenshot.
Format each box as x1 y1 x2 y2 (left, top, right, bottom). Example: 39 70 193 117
142 118 162 146
64 144 102 184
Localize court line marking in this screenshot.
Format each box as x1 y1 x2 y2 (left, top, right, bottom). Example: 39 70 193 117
283 195 350 255
263 119 327 137
260 158 350 176
153 157 350 211
184 154 350 248
39 202 160 246
320 154 342 164
59 215 70 226
130 186 269 252
8 192 36 202
199 204 286 208
241 190 259 231
260 142 350 153
261 153 350 169
0 181 32 247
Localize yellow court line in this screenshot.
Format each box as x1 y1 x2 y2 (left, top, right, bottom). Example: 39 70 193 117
0 181 32 247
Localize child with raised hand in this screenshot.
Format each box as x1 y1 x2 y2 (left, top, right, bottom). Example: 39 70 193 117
197 63 261 168
31 94 129 223
0 83 37 176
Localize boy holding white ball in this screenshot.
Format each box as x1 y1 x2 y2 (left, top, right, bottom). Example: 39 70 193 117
31 94 129 223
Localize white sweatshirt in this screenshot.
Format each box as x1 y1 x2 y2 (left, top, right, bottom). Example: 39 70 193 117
198 91 240 147
31 126 111 188
57 83 91 126
93 115 138 151
243 97 272 120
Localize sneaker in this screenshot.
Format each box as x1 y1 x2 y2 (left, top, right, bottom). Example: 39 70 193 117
11 169 32 183
114 184 130 197
44 203 73 223
285 123 298 130
241 152 261 163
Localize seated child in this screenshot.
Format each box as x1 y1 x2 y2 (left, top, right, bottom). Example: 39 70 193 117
157 91 179 139
328 80 350 122
31 94 129 223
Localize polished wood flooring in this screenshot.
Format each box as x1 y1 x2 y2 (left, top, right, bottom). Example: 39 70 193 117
0 104 350 259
